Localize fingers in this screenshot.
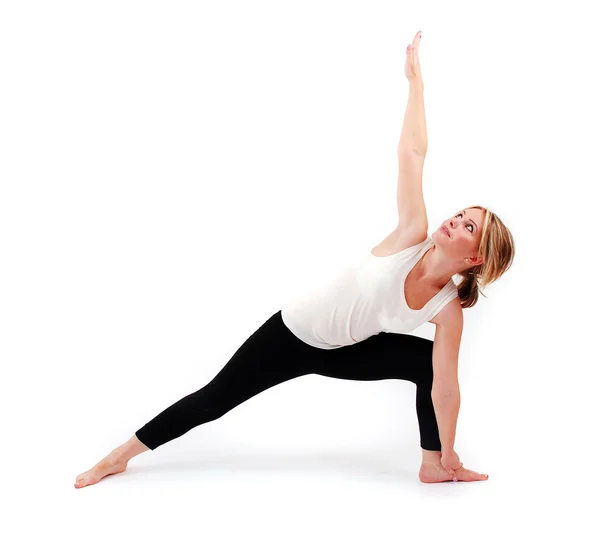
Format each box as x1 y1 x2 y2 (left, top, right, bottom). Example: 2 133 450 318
412 30 422 48
406 30 422 52
445 466 457 480
448 463 461 481
406 31 422 73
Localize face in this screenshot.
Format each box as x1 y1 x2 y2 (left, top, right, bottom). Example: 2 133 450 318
436 208 485 268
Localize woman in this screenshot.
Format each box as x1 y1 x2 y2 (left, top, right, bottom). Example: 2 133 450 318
75 31 515 489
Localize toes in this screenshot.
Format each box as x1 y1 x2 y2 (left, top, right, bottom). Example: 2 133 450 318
75 474 90 487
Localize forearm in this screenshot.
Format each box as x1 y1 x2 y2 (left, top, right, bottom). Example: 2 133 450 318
398 81 428 156
431 388 460 453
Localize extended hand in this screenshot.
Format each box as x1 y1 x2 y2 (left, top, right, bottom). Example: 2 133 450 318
404 30 423 82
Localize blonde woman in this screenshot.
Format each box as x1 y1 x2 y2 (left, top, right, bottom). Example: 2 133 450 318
75 31 514 488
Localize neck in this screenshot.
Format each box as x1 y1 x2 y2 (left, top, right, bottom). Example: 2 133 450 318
416 246 465 288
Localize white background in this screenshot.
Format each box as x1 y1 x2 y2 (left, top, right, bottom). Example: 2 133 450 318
1 1 598 555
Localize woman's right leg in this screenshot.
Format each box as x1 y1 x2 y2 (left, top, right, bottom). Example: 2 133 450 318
134 311 324 450
74 310 324 488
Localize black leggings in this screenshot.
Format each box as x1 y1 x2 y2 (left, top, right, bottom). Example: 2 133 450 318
135 310 442 451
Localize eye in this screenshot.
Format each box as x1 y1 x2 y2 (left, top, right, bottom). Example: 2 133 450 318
455 212 474 233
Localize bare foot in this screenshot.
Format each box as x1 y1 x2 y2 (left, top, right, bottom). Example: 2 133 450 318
419 462 489 483
74 456 128 489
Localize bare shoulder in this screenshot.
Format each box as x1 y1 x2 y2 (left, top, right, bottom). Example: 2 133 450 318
429 296 463 327
371 225 428 257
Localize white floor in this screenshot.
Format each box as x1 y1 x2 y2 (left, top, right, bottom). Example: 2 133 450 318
7 438 590 557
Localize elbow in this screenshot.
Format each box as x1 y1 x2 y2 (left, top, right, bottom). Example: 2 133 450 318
398 146 427 158
431 382 460 400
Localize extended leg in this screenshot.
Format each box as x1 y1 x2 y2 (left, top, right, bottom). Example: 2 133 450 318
74 311 323 488
134 313 320 451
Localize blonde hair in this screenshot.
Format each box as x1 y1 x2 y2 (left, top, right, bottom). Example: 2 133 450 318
456 205 515 309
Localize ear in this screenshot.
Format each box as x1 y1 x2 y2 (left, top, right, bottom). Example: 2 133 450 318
469 256 484 266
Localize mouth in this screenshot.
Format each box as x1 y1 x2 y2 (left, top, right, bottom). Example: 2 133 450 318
442 226 451 238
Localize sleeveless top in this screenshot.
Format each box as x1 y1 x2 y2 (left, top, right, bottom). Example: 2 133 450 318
280 235 459 349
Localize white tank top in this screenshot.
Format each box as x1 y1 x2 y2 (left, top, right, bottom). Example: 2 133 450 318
281 235 459 349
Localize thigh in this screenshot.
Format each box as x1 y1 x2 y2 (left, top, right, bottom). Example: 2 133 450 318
316 332 434 386
203 310 327 403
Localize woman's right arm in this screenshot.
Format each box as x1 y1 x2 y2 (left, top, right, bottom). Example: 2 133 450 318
399 30 427 155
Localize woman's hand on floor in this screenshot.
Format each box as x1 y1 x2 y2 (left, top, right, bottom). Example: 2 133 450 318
441 449 463 480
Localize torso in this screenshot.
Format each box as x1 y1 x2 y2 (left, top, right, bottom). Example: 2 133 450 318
371 227 446 324
403 267 444 315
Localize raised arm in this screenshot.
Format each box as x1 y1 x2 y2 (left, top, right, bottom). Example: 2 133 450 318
394 31 428 236
399 30 427 155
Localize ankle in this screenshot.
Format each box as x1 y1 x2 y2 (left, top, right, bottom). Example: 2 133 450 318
112 434 149 463
421 449 442 464
108 447 130 465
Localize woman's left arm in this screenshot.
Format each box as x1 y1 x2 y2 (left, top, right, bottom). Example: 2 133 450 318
430 299 463 454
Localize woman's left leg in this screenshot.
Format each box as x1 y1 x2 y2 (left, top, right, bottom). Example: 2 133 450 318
313 331 442 453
